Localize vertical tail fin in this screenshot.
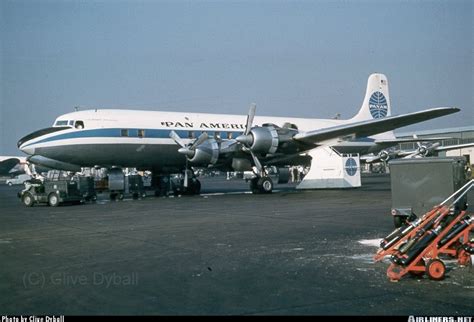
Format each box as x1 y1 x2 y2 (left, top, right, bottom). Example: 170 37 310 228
351 73 391 121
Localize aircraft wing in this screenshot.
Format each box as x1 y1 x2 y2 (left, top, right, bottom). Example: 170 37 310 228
434 142 474 152
374 137 451 144
293 107 460 145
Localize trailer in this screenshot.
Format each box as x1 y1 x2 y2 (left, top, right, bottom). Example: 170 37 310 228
77 176 97 201
108 168 125 200
127 174 146 199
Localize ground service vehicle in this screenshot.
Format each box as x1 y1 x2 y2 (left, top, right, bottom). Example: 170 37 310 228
19 180 83 207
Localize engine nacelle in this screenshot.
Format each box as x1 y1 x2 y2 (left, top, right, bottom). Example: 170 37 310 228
188 138 219 165
238 125 297 155
247 126 279 154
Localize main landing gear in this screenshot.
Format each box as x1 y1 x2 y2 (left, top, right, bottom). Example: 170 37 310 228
249 176 273 194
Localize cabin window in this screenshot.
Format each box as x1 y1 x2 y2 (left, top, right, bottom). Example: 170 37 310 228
188 131 195 139
55 120 68 126
138 129 145 138
121 129 129 137
75 121 84 129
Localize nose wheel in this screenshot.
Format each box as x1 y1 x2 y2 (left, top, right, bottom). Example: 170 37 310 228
250 176 273 194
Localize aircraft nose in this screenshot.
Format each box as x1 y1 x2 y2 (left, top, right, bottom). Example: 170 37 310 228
17 126 69 155
19 143 35 155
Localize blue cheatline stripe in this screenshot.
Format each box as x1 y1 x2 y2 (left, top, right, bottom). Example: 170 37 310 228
23 128 244 147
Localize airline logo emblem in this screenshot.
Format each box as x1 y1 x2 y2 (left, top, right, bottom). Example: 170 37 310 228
369 91 388 119
345 158 358 176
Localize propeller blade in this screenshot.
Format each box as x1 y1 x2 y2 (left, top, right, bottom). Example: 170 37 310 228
169 130 186 148
190 132 209 150
183 159 189 188
244 103 256 136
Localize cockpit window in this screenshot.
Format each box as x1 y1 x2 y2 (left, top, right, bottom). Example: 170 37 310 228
55 120 69 126
69 120 75 126
75 121 84 129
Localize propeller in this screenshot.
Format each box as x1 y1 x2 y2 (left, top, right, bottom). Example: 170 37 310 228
170 130 209 158
236 103 256 146
169 130 209 188
236 103 265 176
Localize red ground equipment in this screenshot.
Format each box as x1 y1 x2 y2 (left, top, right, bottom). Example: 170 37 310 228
374 179 473 281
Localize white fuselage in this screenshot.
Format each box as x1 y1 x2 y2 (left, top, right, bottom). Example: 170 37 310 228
18 109 383 171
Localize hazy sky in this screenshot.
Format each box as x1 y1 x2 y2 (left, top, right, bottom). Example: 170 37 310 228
1 0 472 155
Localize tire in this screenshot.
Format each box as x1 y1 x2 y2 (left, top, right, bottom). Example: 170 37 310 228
118 193 124 200
48 193 60 207
258 177 273 194
8 182 13 186
425 259 446 281
22 193 35 207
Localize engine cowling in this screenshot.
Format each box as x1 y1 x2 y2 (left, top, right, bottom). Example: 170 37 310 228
187 138 219 165
247 126 279 154
236 125 297 155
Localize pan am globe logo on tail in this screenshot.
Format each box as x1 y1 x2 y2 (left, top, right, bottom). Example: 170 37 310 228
345 158 358 176
369 91 388 119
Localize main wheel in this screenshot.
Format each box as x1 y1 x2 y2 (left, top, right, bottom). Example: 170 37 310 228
48 193 59 207
22 192 35 207
258 177 273 194
8 182 13 186
426 259 446 281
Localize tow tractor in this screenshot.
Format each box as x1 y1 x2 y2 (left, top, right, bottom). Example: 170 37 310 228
18 179 83 207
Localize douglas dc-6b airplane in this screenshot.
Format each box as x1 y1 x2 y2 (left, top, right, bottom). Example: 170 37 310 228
18 73 460 194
